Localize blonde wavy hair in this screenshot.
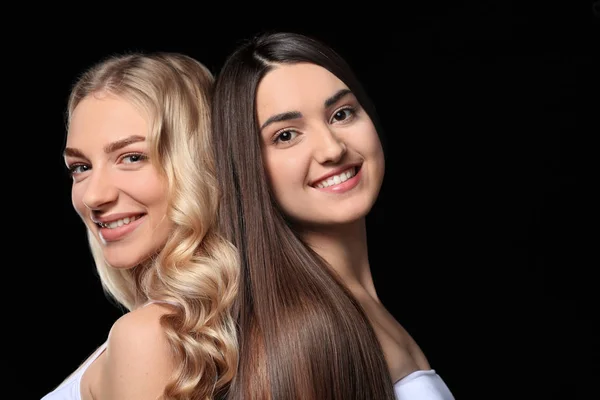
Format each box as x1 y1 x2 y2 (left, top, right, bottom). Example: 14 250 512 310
66 52 240 399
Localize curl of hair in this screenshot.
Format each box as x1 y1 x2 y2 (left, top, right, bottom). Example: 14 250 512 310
212 32 395 399
68 53 240 399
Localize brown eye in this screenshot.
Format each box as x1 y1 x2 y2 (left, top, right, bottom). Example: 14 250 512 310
331 107 354 123
274 129 299 143
280 132 292 141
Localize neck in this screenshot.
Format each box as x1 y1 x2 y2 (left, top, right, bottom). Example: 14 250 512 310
299 218 378 300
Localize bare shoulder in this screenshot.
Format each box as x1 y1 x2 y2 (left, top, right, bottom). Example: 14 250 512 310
97 303 177 399
109 302 174 349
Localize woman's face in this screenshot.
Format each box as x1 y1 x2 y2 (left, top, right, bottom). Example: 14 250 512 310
256 62 385 228
65 92 173 269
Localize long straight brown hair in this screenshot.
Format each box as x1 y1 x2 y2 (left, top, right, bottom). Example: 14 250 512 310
212 31 395 399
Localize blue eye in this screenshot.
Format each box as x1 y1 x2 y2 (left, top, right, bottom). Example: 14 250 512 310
68 164 90 176
121 153 148 163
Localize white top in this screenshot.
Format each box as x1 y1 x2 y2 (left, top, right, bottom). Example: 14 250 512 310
40 342 107 400
40 300 177 400
43 363 455 400
393 369 455 400
42 298 454 400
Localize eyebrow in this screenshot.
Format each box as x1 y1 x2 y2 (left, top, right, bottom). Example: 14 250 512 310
260 88 353 131
324 88 352 108
63 135 146 158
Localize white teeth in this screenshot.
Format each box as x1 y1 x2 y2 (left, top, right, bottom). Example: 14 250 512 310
99 215 139 229
315 168 356 188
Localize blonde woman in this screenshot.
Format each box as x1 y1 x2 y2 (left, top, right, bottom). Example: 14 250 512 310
42 53 239 400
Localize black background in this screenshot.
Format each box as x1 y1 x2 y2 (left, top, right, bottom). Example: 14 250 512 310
20 2 597 399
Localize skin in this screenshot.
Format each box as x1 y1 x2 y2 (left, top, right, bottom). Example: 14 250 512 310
65 92 172 269
63 92 175 399
256 63 431 382
257 63 385 228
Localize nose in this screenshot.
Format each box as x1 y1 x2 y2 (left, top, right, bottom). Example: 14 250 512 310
313 125 347 164
82 168 118 210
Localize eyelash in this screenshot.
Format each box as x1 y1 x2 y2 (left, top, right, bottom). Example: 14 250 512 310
67 152 148 177
330 105 356 123
271 105 357 144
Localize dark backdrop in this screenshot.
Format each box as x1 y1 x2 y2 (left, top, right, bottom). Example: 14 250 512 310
24 2 596 399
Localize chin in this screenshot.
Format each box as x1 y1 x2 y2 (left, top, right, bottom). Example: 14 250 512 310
98 233 169 270
335 204 373 222
102 248 150 270
103 257 142 270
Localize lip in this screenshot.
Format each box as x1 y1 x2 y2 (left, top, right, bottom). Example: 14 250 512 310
92 212 145 225
310 163 362 187
98 214 145 243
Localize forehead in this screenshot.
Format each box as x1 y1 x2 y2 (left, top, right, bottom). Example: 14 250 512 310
67 93 147 146
256 63 347 118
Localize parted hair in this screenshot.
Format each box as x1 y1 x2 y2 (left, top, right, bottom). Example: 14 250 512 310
212 32 395 400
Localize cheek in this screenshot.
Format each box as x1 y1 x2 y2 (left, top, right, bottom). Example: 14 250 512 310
369 138 385 182
367 131 386 183
133 176 169 208
264 152 307 194
372 136 385 165
71 184 87 219
356 121 384 159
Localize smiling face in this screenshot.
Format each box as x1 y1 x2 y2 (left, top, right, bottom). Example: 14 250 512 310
65 92 172 269
256 63 385 228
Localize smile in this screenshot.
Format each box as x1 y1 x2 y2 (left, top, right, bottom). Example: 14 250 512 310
313 167 357 188
96 214 146 243
96 214 143 229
